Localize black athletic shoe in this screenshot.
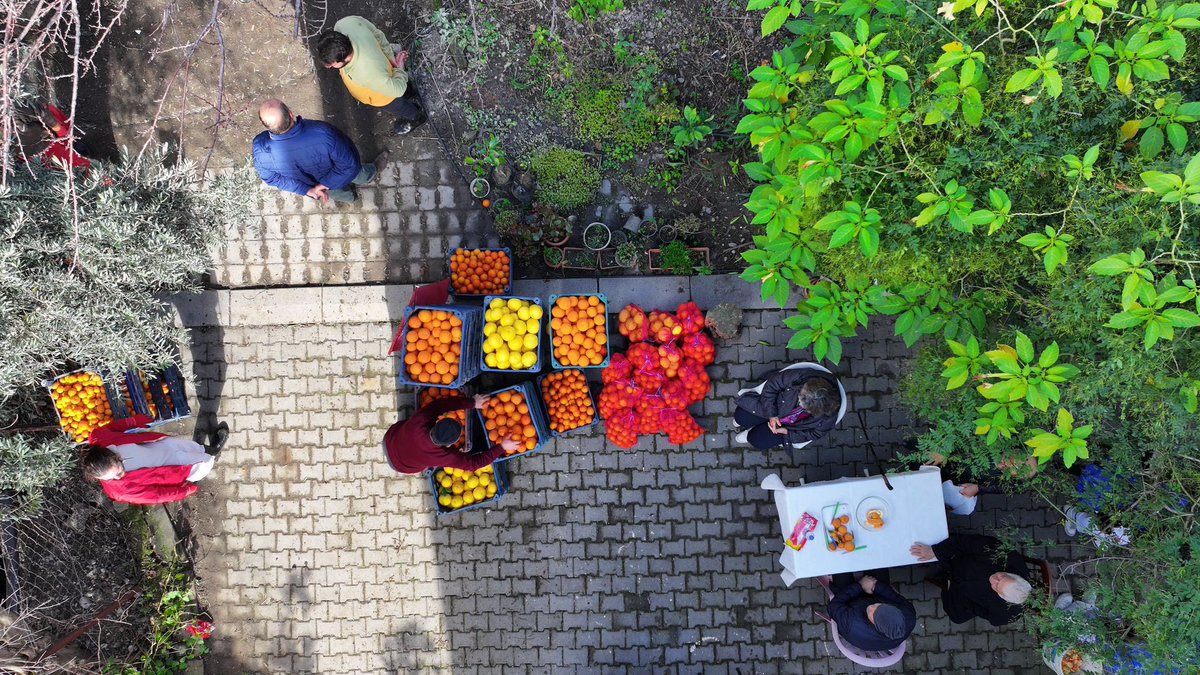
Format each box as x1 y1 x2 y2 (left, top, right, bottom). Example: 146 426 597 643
209 422 229 454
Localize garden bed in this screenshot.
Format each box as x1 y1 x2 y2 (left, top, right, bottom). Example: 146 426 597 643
415 0 778 277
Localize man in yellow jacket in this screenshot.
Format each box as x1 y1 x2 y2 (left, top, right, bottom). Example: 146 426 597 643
316 16 427 136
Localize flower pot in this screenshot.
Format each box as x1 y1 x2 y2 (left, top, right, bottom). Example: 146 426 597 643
492 163 513 186
544 234 569 248
470 178 490 199
584 222 611 251
616 246 640 270
562 247 599 270
543 248 566 269
647 246 712 273
608 229 628 247
598 248 623 270
656 225 678 245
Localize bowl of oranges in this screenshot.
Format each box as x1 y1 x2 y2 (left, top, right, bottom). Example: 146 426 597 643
539 369 598 436
398 305 482 388
428 463 508 515
547 294 610 369
477 382 549 462
448 248 512 297
481 296 544 372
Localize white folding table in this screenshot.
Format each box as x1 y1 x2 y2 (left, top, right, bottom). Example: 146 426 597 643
761 467 949 586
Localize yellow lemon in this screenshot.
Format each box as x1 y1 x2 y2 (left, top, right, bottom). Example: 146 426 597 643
499 313 515 327
478 473 491 486
482 340 495 354
450 496 463 509
452 483 464 495
439 495 452 506
488 333 504 350
512 320 527 336
466 476 479 490
434 470 446 482
462 492 476 506
495 351 510 369
526 319 540 334
507 298 523 311
484 353 498 368
440 477 453 488
529 305 543 320
486 483 498 496
483 322 497 336
522 334 539 350
489 298 505 310
473 486 487 500
480 465 493 473
517 306 530 321
521 351 538 369
498 326 515 342
507 337 524 353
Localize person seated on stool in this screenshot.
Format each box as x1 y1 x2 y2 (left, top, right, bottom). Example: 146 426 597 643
827 569 916 652
732 369 839 448
383 393 519 474
910 533 1032 626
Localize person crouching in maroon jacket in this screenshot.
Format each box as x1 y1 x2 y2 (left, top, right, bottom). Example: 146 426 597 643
384 393 519 474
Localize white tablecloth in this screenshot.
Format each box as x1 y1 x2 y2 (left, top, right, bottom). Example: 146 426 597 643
761 467 949 586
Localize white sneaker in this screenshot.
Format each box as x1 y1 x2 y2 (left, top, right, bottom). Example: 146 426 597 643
735 430 750 444
737 388 754 396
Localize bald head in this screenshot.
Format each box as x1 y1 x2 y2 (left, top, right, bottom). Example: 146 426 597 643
258 99 294 135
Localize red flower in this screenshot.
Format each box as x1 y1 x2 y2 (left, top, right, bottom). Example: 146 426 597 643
186 620 213 640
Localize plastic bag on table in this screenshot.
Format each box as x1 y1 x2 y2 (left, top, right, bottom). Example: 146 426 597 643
676 302 705 335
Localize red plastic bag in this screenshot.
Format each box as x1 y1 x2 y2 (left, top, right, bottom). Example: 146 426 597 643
676 302 705 335
598 378 640 419
660 379 690 410
648 310 681 343
635 408 661 434
678 358 712 405
602 353 634 384
617 304 650 343
657 341 683 378
681 333 716 366
634 367 667 392
607 409 639 448
627 342 659 371
660 409 704 445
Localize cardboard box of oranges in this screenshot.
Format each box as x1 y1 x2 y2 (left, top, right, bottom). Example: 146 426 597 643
448 247 512 297
476 381 550 464
396 305 483 389
537 368 599 437
481 295 544 373
427 462 509 516
547 293 611 369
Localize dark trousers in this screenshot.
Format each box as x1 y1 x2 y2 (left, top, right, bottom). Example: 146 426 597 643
831 568 892 594
381 84 426 122
734 408 788 449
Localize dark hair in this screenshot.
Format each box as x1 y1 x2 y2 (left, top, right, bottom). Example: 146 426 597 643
798 377 839 417
80 444 122 481
316 31 353 66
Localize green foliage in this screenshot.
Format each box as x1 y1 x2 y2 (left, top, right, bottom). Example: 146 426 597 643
465 134 507 177
430 9 503 65
0 433 74 519
568 0 625 22
529 146 601 211
738 0 1200 664
659 241 695 275
104 560 209 675
671 106 715 149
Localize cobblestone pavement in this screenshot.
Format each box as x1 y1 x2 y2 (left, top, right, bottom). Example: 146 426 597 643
171 283 1083 674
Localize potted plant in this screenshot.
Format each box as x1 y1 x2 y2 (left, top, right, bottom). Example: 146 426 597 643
609 229 628 248
543 245 565 270
675 214 703 236
563 247 599 270
584 222 611 251
616 242 640 270
491 199 522 238
534 204 571 247
656 240 693 274
470 177 491 199
656 224 678 245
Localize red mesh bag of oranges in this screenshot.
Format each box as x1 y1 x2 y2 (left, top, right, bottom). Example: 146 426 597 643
403 309 465 385
540 369 597 435
449 248 510 295
49 371 116 443
549 295 609 367
481 388 540 455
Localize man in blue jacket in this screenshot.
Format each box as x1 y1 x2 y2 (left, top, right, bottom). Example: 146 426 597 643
827 570 915 652
252 99 387 204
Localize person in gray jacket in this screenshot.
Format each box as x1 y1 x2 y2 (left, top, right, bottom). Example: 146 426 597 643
733 368 839 449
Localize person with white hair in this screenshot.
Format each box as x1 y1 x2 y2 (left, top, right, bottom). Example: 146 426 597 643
909 533 1033 626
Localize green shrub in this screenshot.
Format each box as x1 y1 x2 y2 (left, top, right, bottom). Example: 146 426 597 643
0 434 74 519
529 146 601 211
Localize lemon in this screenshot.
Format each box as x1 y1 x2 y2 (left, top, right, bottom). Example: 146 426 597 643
452 483 464 495
480 465 493 473
517 306 530 321
482 340 495 354
486 483 498 496
507 298 523 311
521 352 538 369
434 470 446 482
495 352 510 369
484 354 498 368
440 477 453 488
462 492 476 506
450 496 463 509
483 322 497 336
507 337 524 353
522 334 538 350
529 305 543 320
512 321 527 336
526 319 540 334
488 333 504 350
473 486 487 500
489 298 504 310
466 476 479 489
498 326 515 342
499 313 515 327
478 473 491 486
439 495 452 506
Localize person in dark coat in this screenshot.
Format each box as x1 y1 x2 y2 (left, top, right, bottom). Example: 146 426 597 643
910 534 1032 626
732 368 840 449
383 393 519 474
251 99 388 204
827 569 915 652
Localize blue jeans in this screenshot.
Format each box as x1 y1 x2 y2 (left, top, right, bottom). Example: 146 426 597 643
328 163 377 203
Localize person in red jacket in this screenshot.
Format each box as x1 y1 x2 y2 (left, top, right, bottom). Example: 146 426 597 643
81 415 228 506
384 393 519 474
14 102 93 172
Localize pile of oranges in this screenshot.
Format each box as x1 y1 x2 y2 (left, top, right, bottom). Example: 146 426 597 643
481 388 540 456
49 372 115 442
450 248 510 295
826 514 857 552
540 369 596 434
403 309 465 385
419 387 467 450
549 295 608 367
433 465 499 511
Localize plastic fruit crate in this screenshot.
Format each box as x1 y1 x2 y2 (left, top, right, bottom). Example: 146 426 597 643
547 293 612 369
43 369 127 444
537 369 599 438
396 305 484 389
426 461 510 517
447 247 513 298
125 365 192 426
480 295 544 374
475 381 551 465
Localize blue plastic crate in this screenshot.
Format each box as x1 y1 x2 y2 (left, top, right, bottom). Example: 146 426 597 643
42 369 132 443
546 293 612 370
476 381 552 465
536 369 599 438
427 461 510 517
447 247 513 298
395 305 484 389
125 365 192 426
480 295 545 374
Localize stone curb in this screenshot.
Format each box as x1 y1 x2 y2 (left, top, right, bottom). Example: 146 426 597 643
167 274 775 328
